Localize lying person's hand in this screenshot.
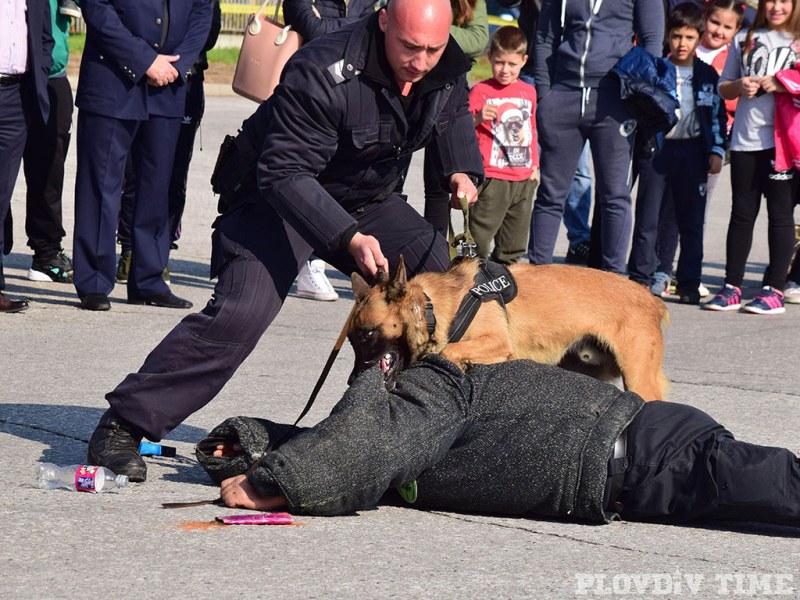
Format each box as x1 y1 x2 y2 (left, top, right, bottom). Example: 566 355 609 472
220 475 288 511
212 442 243 457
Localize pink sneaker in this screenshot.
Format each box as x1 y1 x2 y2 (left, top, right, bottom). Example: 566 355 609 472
741 286 785 315
702 284 742 312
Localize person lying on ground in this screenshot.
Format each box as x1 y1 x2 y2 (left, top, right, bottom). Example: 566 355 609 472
198 356 800 528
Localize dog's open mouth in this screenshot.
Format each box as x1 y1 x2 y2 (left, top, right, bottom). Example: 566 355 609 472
379 351 401 388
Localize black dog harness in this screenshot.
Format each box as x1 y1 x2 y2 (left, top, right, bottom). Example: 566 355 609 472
446 260 518 343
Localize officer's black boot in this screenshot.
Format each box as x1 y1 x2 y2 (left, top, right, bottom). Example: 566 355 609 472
87 408 147 482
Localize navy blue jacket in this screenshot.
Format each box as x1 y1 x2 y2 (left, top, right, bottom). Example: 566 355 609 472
75 0 214 120
534 0 665 97
251 13 484 255
612 46 679 137
686 57 727 158
26 0 54 122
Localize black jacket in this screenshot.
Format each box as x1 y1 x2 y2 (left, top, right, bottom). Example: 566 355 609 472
26 0 54 122
283 0 376 41
249 13 484 255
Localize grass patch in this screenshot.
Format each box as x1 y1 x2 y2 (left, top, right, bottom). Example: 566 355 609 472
468 56 492 86
68 32 85 54
207 46 241 65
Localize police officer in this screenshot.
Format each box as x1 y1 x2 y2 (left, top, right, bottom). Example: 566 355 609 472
72 0 213 311
86 0 485 482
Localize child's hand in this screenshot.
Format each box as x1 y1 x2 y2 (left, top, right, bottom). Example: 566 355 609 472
708 154 722 175
739 76 761 99
759 76 787 94
475 104 498 126
530 166 540 183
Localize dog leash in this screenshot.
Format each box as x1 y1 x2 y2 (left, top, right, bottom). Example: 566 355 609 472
163 267 386 509
448 196 478 259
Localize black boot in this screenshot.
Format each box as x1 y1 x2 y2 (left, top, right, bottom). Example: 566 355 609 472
87 408 147 482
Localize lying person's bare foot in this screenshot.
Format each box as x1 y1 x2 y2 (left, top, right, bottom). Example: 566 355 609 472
212 442 243 457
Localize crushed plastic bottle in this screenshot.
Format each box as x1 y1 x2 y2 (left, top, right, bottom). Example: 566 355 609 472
34 463 129 493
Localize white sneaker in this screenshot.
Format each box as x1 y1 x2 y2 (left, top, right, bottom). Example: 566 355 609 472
784 281 800 305
650 272 671 297
296 260 338 301
698 282 711 298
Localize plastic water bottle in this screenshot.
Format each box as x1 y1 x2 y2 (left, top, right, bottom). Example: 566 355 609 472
34 463 129 493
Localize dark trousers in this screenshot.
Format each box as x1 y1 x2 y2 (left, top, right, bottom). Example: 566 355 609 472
22 75 72 260
0 82 30 260
118 76 205 250
628 139 708 292
532 85 635 273
73 111 181 298
107 193 450 440
725 149 797 289
619 401 800 526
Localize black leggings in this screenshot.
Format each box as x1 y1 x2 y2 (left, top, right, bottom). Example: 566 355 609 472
725 149 796 289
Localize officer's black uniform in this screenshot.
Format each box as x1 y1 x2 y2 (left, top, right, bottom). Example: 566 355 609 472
103 13 485 440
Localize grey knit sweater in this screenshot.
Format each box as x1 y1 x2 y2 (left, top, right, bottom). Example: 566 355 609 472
207 357 644 522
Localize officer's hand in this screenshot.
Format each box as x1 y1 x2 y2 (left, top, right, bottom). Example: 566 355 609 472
146 54 180 87
220 475 287 511
349 232 389 279
448 173 479 209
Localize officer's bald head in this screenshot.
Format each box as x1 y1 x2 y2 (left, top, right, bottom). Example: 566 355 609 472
379 0 453 91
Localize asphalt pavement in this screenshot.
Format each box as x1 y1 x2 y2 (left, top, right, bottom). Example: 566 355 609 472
1 94 799 600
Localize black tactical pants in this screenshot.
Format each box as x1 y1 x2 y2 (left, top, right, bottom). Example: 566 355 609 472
619 401 800 527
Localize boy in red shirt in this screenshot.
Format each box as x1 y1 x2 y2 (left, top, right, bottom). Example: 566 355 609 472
468 26 539 264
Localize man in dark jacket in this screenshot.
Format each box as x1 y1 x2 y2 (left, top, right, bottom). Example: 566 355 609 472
212 357 800 528
73 0 213 312
87 0 485 482
530 0 665 274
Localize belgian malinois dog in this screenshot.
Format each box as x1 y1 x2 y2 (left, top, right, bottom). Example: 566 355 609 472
348 257 670 401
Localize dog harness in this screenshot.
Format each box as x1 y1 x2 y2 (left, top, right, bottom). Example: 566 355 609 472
447 260 518 343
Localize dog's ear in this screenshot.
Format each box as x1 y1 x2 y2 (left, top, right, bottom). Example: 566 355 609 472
351 272 372 302
386 256 407 301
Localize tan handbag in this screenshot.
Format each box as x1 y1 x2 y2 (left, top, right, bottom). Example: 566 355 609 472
231 0 302 103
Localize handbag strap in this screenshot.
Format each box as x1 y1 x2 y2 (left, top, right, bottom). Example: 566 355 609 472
253 0 283 22
249 0 293 37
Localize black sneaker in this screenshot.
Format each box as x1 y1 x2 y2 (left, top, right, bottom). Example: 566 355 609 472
565 242 590 265
0 262 5 290
28 250 73 283
87 408 147 482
